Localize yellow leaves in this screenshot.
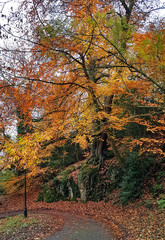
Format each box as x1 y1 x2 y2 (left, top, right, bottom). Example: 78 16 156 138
33 131 53 143
74 135 88 150
95 111 126 130
6 145 16 155
4 134 42 173
133 28 165 86
1 0 164 179
96 111 108 121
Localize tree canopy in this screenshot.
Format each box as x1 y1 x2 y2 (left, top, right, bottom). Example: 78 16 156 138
0 0 164 192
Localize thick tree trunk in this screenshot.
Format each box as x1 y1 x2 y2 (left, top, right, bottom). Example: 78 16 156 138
87 95 122 165
88 132 107 164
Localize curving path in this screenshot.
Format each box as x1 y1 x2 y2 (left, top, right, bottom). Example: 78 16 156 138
0 209 115 240
46 212 114 240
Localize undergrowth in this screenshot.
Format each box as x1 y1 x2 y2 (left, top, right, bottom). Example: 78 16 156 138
0 214 38 236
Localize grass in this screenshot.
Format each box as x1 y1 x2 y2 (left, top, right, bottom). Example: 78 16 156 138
0 214 38 236
0 213 63 240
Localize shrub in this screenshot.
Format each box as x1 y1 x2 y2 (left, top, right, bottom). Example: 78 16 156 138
144 199 153 208
108 163 123 192
157 194 165 212
120 148 157 205
120 151 144 205
149 184 163 198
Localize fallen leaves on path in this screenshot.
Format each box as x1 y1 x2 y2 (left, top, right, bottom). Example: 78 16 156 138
0 188 164 239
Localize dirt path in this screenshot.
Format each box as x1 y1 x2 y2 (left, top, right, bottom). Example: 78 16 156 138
0 190 128 239
43 210 115 240
46 215 114 240
0 209 115 240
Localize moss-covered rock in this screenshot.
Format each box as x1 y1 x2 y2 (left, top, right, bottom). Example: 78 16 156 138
37 172 80 203
67 177 80 200
38 163 111 204
78 164 107 202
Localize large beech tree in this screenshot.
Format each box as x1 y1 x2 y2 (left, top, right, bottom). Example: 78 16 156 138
0 0 164 173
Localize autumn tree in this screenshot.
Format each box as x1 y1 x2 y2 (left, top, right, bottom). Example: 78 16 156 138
0 0 164 176
27 0 164 162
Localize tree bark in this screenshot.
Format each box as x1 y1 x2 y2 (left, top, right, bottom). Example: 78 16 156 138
109 136 123 165
88 94 122 165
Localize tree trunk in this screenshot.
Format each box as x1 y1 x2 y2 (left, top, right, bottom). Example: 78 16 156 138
109 136 123 165
87 95 122 165
88 132 107 165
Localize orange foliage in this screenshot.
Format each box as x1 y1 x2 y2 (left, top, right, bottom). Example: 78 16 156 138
0 0 165 191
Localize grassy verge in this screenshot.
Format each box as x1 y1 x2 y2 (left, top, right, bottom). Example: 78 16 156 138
0 214 38 237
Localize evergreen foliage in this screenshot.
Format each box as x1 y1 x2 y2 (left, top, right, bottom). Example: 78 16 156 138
120 151 144 205
120 149 156 205
48 140 83 169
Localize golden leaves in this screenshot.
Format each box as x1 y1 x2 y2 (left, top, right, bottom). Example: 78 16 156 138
4 134 42 173
1 0 165 185
74 135 88 150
